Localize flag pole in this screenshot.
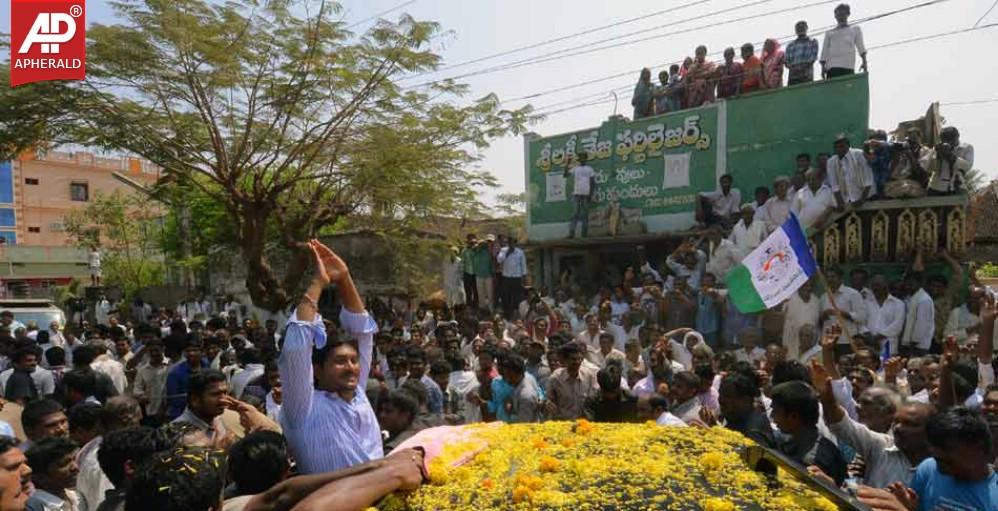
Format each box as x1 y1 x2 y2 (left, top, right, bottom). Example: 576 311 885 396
814 267 859 354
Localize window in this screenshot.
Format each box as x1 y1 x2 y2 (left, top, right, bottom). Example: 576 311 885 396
27 227 40 233
70 182 89 202
24 178 39 185
0 209 14 228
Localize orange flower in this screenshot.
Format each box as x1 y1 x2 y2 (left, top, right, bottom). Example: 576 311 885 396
575 419 595 435
531 437 548 450
512 485 532 503
538 456 560 473
480 478 494 490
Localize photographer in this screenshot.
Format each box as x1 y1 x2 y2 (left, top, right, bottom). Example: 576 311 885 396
923 133 972 196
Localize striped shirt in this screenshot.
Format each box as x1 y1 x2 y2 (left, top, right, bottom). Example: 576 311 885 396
279 307 382 474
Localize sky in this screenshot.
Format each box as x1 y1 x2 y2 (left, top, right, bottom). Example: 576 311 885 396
4 0 997 208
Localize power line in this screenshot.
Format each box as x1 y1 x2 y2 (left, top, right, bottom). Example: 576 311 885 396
425 0 715 74
975 0 998 27
402 0 800 87
941 98 998 106
521 0 957 112
347 0 417 29
538 23 998 118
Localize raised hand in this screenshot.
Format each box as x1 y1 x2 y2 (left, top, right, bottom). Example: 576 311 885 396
809 359 830 392
309 238 349 286
883 356 905 383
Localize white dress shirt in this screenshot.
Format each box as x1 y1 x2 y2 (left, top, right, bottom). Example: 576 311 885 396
700 188 742 217
792 184 836 231
76 436 113 511
867 294 906 355
922 149 972 194
729 219 767 253
759 196 792 232
901 288 935 351
497 247 528 278
782 294 820 360
820 285 868 344
944 305 980 344
230 363 265 399
706 239 742 280
827 148 874 204
820 24 865 70
92 355 128 395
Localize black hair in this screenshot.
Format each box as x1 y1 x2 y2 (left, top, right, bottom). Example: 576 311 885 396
11 345 38 364
383 389 419 421
228 431 289 495
63 369 97 398
770 381 820 426
125 446 227 511
159 422 204 448
109 326 126 341
44 346 66 367
926 406 992 453
25 437 78 475
0 437 17 454
102 396 141 431
36 331 49 344
400 379 428 407
97 426 171 488
719 373 759 400
501 353 526 374
21 399 64 435
771 360 811 387
72 344 97 367
796 153 811 161
311 337 360 367
753 186 770 196
559 342 583 360
187 370 227 403
597 366 621 392
238 347 260 366
673 371 701 390
429 360 451 378
825 266 844 277
648 393 670 411
950 362 979 401
407 346 427 363
693 363 715 385
67 403 103 434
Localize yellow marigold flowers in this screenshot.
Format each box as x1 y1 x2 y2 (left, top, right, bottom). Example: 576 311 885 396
381 422 841 511
703 497 736 511
511 485 532 503
700 451 726 471
538 456 560 473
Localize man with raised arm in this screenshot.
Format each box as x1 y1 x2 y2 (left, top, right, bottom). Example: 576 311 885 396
279 239 381 474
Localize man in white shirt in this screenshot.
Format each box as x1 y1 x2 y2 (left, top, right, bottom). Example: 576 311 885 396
697 174 741 229
820 3 867 78
827 135 874 210
820 267 868 351
565 152 596 238
782 281 820 360
944 286 986 344
729 204 767 254
791 168 836 232
230 349 265 399
922 141 972 195
866 275 906 356
497 238 528 319
760 176 792 232
900 272 935 357
704 227 741 279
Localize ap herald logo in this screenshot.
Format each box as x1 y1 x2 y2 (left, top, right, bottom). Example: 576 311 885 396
10 0 86 87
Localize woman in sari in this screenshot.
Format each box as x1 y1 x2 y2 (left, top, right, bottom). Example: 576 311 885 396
684 45 717 108
631 68 654 119
761 38 785 89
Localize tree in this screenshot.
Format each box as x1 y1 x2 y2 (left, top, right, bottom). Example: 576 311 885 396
63 191 166 298
7 0 530 311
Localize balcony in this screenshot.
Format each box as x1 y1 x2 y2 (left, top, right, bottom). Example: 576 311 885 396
809 195 968 267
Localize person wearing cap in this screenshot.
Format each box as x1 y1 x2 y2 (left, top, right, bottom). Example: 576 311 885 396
729 203 767 253
759 176 793 232
827 134 874 209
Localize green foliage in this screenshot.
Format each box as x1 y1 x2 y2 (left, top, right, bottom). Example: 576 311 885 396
4 0 531 311
63 191 165 298
978 262 998 278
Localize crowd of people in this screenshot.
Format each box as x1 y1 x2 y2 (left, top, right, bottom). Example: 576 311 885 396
0 230 991 510
632 4 868 118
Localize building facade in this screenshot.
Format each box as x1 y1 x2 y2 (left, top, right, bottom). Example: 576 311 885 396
0 151 160 295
